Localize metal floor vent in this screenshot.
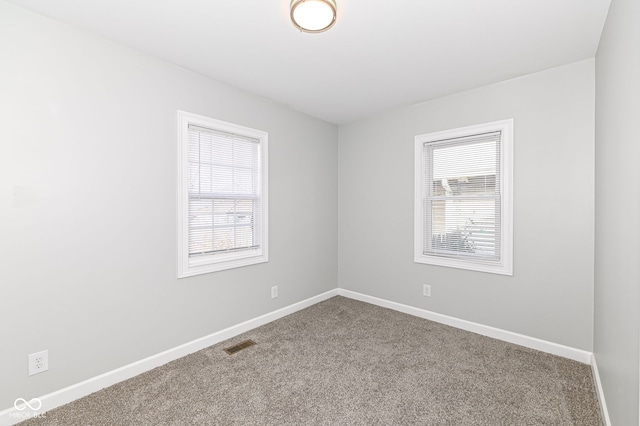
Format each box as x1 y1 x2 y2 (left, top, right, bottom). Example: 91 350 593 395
224 339 256 355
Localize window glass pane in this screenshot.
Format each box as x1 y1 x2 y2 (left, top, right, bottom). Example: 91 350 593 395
210 136 232 166
196 133 213 165
188 133 200 163
188 197 258 253
212 165 233 193
213 228 234 251
189 199 212 218
432 175 497 197
433 140 497 181
429 199 499 258
432 140 499 196
213 214 234 227
189 228 213 255
199 164 213 193
235 226 254 249
234 168 253 194
188 163 199 193
235 213 253 226
233 141 257 168
214 199 235 213
235 199 253 213
190 212 213 228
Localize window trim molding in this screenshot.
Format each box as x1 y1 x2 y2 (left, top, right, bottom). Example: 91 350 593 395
177 110 268 278
414 119 513 276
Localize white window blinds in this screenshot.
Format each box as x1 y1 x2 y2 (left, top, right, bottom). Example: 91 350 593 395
423 132 501 261
188 125 262 257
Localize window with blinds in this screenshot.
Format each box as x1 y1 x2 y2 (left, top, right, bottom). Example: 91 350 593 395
188 125 261 256
414 120 513 275
178 111 268 277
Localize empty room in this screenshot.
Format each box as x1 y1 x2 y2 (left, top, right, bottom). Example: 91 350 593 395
0 0 638 425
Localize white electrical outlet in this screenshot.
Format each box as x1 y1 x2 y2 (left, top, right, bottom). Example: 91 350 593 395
271 286 278 299
423 284 431 297
28 350 49 376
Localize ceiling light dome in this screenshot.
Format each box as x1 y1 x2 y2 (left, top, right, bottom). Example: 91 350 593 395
290 0 337 33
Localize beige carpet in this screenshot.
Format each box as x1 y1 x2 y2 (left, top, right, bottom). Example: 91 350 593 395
21 296 602 425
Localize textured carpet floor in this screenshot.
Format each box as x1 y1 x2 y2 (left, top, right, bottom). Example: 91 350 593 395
21 296 602 425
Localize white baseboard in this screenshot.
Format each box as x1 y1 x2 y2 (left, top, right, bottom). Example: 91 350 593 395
1 287 596 426
337 289 593 364
0 289 338 426
590 354 612 426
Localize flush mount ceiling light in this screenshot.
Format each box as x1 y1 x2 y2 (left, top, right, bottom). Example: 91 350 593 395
290 0 337 33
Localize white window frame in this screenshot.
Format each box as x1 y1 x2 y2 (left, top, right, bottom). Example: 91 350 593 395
414 119 513 275
177 110 268 278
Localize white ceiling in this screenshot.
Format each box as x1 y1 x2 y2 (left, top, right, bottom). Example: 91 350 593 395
7 0 610 124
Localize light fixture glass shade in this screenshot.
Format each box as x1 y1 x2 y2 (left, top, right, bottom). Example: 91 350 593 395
290 0 337 33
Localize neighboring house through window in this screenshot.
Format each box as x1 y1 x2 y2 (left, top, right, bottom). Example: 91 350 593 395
177 111 268 278
414 119 513 275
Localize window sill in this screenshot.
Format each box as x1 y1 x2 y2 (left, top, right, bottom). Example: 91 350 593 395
178 251 268 278
414 253 512 276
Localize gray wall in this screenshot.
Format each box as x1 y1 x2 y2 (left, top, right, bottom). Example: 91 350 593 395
338 60 595 351
0 2 338 410
594 0 640 423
